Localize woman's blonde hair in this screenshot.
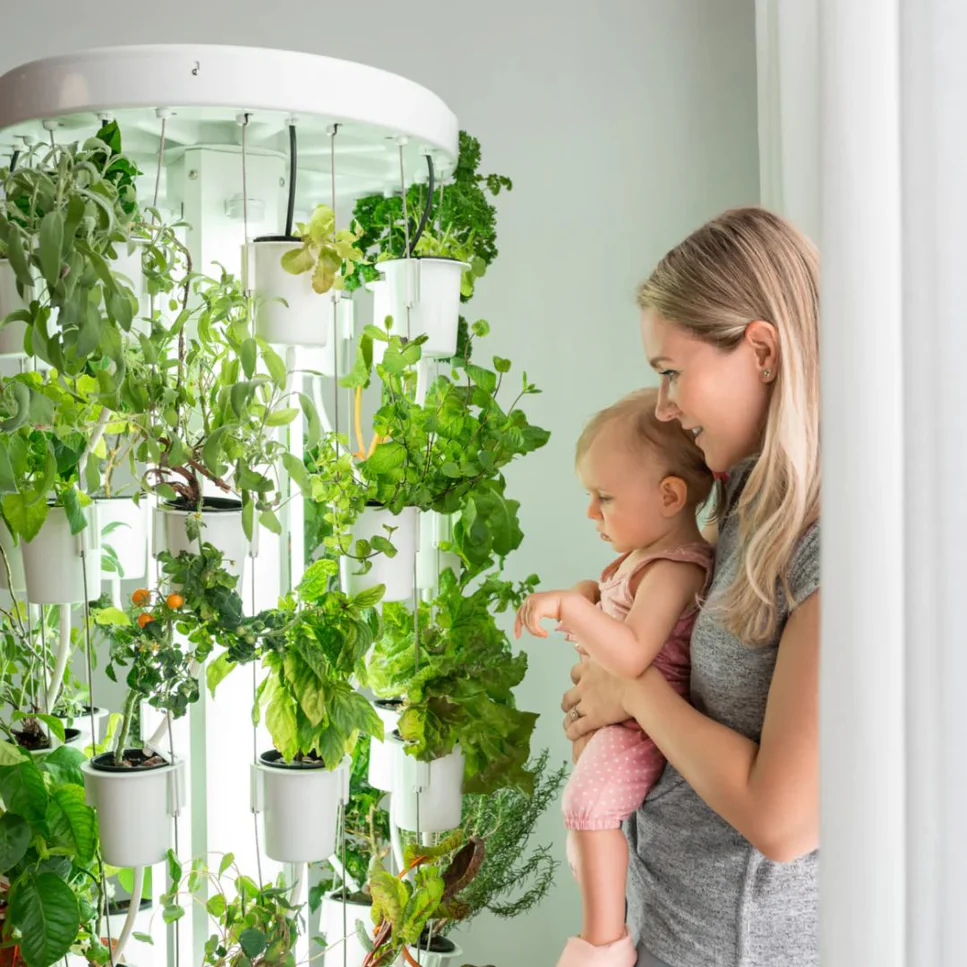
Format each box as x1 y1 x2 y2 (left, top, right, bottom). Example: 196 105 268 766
636 206 820 645
576 387 714 510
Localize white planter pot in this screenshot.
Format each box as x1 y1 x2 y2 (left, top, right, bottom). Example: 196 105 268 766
21 505 101 605
248 239 334 347
406 937 464 967
251 751 349 863
377 258 466 359
110 243 145 301
97 497 149 581
390 739 464 834
320 893 373 967
154 498 247 578
341 506 418 604
416 512 460 591
0 258 31 358
82 753 186 867
0 518 25 592
368 699 403 792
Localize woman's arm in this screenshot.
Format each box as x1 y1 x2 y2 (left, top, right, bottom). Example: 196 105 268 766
517 561 706 678
564 591 819 863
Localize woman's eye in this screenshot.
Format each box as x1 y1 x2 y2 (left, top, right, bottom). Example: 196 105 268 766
659 369 679 384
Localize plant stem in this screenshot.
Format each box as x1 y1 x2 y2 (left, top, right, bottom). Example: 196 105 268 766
114 689 139 766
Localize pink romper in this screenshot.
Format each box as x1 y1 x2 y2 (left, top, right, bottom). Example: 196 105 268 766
562 542 714 831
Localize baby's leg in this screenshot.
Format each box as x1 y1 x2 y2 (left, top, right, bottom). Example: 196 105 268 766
562 725 669 948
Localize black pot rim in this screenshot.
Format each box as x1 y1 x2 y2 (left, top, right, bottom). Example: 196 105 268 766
382 255 464 265
326 888 372 907
259 749 328 771
161 496 241 514
91 750 171 773
413 934 457 954
253 234 300 244
55 705 105 718
374 698 404 710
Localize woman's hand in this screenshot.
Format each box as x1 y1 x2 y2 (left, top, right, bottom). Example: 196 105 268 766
561 659 633 740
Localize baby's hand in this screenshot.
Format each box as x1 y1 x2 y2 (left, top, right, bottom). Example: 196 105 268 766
514 590 567 639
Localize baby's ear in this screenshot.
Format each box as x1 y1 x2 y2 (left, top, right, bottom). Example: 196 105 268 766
659 475 688 516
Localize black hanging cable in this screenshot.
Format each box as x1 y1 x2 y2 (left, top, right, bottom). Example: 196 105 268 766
9 149 19 172
407 154 435 256
284 121 298 239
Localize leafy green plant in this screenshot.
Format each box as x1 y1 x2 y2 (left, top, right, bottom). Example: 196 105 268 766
362 831 484 967
208 559 385 767
157 849 301 965
278 204 366 294
446 750 566 932
0 741 104 967
0 137 142 374
344 131 511 303
362 569 538 795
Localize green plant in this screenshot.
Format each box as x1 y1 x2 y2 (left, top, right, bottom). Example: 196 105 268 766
93 544 244 765
446 749 566 932
0 137 142 374
0 741 104 967
344 131 511 303
362 569 538 795
279 204 366 294
208 559 385 766
157 850 301 965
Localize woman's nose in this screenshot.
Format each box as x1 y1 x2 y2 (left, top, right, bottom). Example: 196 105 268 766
655 383 681 422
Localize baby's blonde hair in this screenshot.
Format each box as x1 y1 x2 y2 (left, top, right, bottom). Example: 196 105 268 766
576 387 714 510
636 206 820 645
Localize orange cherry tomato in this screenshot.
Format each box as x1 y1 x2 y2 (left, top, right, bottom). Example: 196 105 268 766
137 613 155 629
131 588 151 607
166 593 185 610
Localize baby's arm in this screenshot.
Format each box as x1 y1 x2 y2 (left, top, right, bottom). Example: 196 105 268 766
558 560 707 678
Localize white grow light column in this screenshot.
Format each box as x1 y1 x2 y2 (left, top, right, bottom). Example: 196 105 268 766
0 43 458 967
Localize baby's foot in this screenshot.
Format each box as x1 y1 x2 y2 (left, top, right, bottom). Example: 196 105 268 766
555 930 636 967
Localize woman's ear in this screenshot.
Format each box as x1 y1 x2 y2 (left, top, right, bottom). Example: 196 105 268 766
745 320 779 380
660 476 688 516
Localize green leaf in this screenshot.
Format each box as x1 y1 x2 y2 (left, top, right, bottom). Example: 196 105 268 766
0 740 27 766
230 381 256 418
240 338 258 379
132 932 154 945
205 893 227 918
46 782 97 865
265 407 299 427
298 392 322 447
493 355 511 373
363 441 407 475
352 585 386 609
0 759 49 824
27 389 55 427
38 211 64 289
61 488 87 536
3 492 48 543
239 928 267 958
167 848 182 885
202 426 230 478
259 507 282 536
37 746 85 788
162 904 185 924
218 851 235 876
0 382 31 432
8 872 79 967
262 345 288 386
281 452 310 493
206 653 236 696
0 813 31 873
93 606 131 627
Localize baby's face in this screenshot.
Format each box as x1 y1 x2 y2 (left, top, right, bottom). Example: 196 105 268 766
577 427 670 554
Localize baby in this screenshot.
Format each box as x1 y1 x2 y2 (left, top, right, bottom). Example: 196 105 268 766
515 387 714 967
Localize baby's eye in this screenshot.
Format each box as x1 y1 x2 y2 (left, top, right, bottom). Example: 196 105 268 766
599 495 613 503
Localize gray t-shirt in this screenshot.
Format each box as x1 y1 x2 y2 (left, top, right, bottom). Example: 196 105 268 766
626 462 821 967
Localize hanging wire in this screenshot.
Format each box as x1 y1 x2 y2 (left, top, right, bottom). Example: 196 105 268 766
328 125 340 433
153 116 168 211
80 547 114 963
239 112 268 897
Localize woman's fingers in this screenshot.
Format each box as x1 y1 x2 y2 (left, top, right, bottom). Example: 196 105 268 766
561 683 581 712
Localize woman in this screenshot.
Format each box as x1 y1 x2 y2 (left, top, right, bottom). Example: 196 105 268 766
562 206 821 967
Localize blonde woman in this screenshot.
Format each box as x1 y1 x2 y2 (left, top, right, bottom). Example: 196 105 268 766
562 207 821 967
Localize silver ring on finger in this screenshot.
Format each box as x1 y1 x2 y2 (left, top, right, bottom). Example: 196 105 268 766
569 706 581 722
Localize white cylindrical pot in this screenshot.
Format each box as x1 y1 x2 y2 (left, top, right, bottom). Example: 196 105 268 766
406 937 464 967
390 739 464 834
82 753 185 867
416 512 460 591
57 706 109 750
21 505 101 605
319 892 373 967
368 699 403 792
154 498 247 578
252 752 349 863
249 239 333 347
0 518 25 592
341 506 417 604
97 497 149 580
0 258 30 358
378 258 466 359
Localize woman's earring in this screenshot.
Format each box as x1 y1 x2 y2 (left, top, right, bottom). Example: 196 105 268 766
762 368 772 380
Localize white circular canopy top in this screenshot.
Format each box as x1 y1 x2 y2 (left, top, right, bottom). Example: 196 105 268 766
0 45 459 202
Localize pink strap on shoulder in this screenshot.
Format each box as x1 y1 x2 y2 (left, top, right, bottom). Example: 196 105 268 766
622 541 715 591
